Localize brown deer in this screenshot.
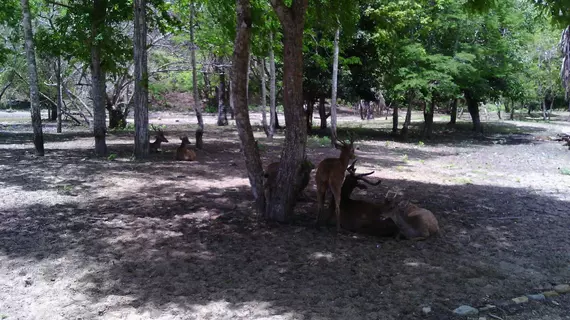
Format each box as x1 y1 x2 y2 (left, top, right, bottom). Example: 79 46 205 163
323 160 398 237
315 136 356 232
264 158 315 200
380 192 439 241
149 125 168 153
175 136 197 161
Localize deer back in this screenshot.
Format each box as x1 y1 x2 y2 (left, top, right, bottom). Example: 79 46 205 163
381 199 439 239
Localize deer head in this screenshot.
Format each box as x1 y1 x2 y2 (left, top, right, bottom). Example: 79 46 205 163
180 136 191 146
341 159 381 198
334 134 356 162
151 124 168 143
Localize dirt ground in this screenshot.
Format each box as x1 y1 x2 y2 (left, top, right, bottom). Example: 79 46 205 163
1 109 570 320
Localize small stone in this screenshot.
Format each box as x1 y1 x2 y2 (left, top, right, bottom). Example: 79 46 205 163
527 294 546 301
422 306 431 315
453 305 479 316
511 296 529 304
478 304 496 312
543 290 559 297
554 284 570 294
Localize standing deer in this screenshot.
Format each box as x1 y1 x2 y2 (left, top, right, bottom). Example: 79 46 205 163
264 158 315 200
175 136 197 161
149 125 168 153
324 160 398 237
380 192 439 241
315 136 356 232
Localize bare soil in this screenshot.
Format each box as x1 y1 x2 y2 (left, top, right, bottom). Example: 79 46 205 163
1 110 570 320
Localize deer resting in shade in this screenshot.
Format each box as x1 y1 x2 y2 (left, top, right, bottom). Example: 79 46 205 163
149 125 168 153
175 136 197 161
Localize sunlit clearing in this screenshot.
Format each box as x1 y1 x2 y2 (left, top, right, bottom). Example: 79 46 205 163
190 300 301 319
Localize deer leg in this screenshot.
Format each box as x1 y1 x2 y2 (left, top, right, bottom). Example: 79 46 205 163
330 187 342 233
315 186 327 227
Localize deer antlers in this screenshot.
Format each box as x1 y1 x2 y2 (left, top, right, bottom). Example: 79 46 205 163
150 124 165 134
347 159 382 187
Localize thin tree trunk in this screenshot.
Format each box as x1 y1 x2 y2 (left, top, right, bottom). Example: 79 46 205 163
229 78 235 120
400 101 412 139
217 70 229 126
267 0 309 222
56 57 63 133
133 0 149 158
0 82 12 103
260 58 269 136
318 96 327 129
392 102 399 134
269 32 277 137
190 2 204 149
449 98 458 125
21 0 44 156
330 26 340 145
510 99 515 120
422 98 434 139
542 99 547 121
90 0 108 156
232 0 265 215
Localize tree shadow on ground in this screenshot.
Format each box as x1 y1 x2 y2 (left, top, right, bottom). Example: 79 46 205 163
1 177 569 320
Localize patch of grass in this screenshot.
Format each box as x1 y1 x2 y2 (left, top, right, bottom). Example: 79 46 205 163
454 177 473 185
307 136 331 147
560 168 570 175
417 141 425 147
402 154 408 162
107 153 118 161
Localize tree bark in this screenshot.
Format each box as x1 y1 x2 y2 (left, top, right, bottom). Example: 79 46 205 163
267 0 309 222
392 101 399 134
465 91 482 133
21 0 44 156
260 58 269 136
449 98 458 125
190 2 204 149
400 101 412 139
510 100 515 120
422 98 434 139
269 32 277 137
56 57 63 133
217 70 229 126
232 0 265 215
90 0 108 156
330 26 340 145
133 0 149 158
318 96 327 129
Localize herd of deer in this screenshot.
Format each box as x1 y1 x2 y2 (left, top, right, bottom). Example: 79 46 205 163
264 136 440 241
149 125 196 161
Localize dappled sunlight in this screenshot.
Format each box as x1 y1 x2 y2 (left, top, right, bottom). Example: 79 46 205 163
309 252 335 262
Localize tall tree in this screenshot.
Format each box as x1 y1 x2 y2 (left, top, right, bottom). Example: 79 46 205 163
330 26 340 143
268 31 277 138
232 0 265 214
90 0 108 156
265 0 309 221
189 1 204 149
20 0 44 156
133 0 149 158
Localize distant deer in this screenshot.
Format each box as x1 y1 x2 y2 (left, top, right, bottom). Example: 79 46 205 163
264 158 315 200
315 136 356 232
380 192 440 241
175 136 197 161
323 160 398 236
149 125 168 153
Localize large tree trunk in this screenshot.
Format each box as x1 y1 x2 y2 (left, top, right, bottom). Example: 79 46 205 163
465 91 482 133
330 26 340 145
269 32 278 136
392 102 399 134
55 57 63 133
318 96 328 129
21 0 44 156
190 2 204 149
232 0 265 215
133 0 149 158
260 58 269 136
90 0 108 156
267 0 309 222
449 98 458 126
217 70 229 126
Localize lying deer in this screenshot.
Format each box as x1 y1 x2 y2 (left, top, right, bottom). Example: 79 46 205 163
323 160 398 237
149 125 168 153
315 136 356 232
380 192 440 241
264 159 315 200
175 136 197 161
